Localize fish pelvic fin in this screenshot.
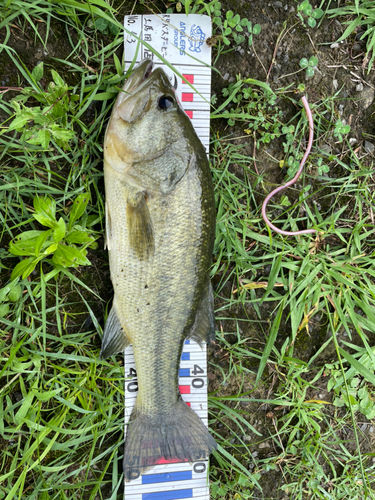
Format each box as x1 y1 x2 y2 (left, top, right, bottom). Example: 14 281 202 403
124 400 217 482
126 190 155 261
188 281 215 346
100 305 130 358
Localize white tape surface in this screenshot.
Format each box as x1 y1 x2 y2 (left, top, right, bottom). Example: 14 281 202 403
124 14 212 152
123 13 212 500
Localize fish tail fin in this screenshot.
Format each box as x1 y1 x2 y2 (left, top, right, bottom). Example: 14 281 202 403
124 400 217 481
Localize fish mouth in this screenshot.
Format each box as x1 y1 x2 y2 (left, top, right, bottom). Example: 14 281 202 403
123 59 155 95
120 59 174 102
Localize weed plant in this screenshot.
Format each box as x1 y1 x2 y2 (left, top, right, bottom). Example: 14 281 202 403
328 0 375 72
0 0 375 499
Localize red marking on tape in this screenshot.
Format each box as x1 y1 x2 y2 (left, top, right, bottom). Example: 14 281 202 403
186 402 191 407
185 110 193 119
182 93 194 102
155 457 189 464
179 385 190 394
182 74 194 84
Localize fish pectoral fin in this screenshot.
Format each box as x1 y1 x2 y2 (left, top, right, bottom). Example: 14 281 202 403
126 190 155 261
188 281 215 346
100 305 130 358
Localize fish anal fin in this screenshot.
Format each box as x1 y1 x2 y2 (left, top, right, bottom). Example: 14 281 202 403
100 305 130 358
189 281 215 346
126 190 155 261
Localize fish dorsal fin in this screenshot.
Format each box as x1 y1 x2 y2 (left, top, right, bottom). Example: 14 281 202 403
188 281 215 346
127 190 155 261
100 305 130 359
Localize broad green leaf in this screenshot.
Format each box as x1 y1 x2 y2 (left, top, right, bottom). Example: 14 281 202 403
53 217 66 243
0 303 10 317
7 285 22 302
312 8 324 19
34 113 50 126
234 34 245 44
50 125 75 142
51 69 65 87
9 231 44 256
44 243 59 255
51 101 65 119
8 110 36 131
68 193 90 229
34 230 52 256
95 17 108 31
11 257 39 281
302 3 312 15
32 62 44 82
38 128 51 149
308 17 317 28
300 58 309 68
0 283 13 302
34 196 56 228
306 66 315 77
109 22 120 36
65 230 94 244
52 244 91 268
253 24 261 34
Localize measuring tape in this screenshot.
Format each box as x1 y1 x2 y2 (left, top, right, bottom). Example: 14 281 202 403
123 13 212 500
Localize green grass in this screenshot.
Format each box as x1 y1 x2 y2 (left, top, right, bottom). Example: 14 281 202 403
1 0 375 498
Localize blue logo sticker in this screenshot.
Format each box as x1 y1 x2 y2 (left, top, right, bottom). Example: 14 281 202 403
189 25 206 53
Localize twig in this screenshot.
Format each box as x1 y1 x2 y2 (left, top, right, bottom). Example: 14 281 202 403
267 22 299 82
349 71 375 91
0 86 23 94
251 40 268 79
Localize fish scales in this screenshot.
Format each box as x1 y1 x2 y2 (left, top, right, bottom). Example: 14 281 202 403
105 165 212 412
101 59 217 481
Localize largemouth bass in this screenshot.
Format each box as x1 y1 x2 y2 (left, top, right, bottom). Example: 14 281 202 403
101 59 217 481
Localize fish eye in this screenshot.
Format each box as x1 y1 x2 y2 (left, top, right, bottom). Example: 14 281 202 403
158 95 175 110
